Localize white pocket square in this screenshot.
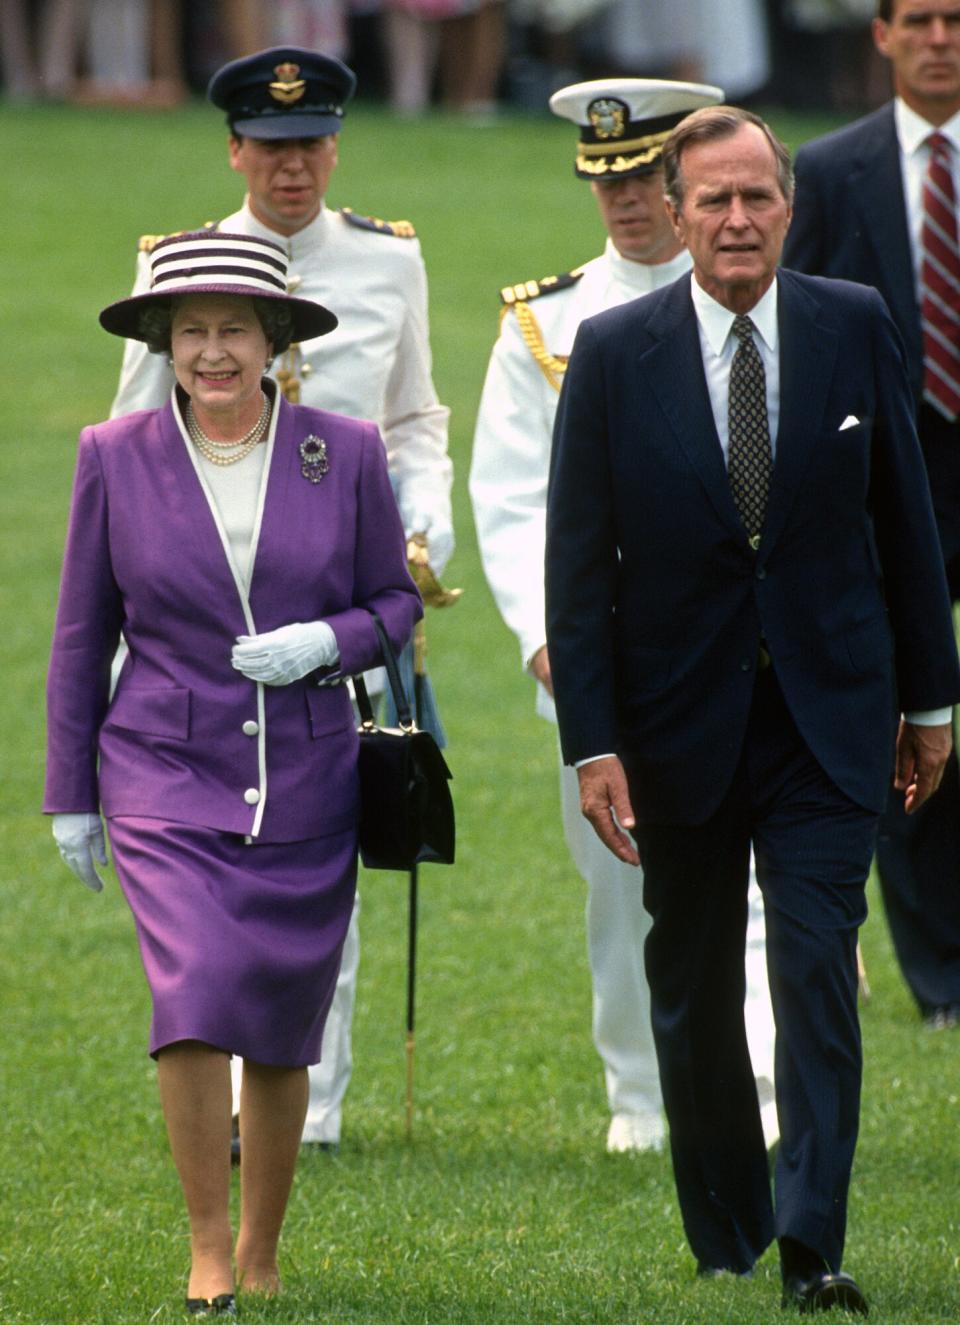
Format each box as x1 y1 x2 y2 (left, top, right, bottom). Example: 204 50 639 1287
839 415 860 431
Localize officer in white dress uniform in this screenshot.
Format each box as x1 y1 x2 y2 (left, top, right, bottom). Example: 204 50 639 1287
470 79 778 1152
109 47 453 1151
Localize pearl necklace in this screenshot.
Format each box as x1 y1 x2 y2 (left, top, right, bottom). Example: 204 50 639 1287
186 393 271 466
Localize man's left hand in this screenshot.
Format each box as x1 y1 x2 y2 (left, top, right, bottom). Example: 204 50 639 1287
894 719 953 814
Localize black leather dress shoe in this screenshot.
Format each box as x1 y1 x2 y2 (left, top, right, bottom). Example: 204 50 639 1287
185 1293 238 1315
781 1270 868 1314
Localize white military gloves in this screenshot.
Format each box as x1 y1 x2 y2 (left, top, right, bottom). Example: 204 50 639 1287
231 621 339 686
52 813 108 892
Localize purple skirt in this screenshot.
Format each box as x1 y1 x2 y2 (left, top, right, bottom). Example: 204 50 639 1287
108 816 357 1065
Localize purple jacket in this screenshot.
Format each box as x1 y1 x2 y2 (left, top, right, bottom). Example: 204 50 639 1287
44 393 422 842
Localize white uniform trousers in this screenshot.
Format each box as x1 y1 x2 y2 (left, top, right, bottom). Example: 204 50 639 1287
559 762 662 1124
559 761 779 1147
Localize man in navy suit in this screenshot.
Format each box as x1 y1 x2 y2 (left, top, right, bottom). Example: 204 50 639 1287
546 105 960 1313
784 0 960 1030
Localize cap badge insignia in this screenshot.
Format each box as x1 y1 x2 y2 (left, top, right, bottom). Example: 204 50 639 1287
269 63 307 105
300 435 329 482
588 98 627 140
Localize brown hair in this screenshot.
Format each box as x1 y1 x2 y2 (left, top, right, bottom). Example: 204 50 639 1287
662 105 794 210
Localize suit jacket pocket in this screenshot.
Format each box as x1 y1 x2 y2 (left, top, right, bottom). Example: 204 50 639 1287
104 686 191 739
305 684 354 739
843 615 893 674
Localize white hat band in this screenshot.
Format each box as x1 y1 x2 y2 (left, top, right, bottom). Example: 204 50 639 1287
150 236 289 294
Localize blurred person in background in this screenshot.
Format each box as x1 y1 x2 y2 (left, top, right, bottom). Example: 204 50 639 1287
0 0 187 107
770 0 886 111
108 46 453 1154
0 0 78 100
586 0 770 102
471 78 779 1155
71 0 186 108
0 0 81 101
382 0 506 116
45 229 421 1312
784 0 960 1031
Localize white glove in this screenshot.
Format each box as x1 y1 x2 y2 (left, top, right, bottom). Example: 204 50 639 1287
407 517 454 576
52 813 108 892
231 621 339 685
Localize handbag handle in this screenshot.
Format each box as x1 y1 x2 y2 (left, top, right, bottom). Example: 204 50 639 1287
353 612 416 733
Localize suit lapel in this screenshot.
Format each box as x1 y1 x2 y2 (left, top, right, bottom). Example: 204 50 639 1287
762 272 838 552
157 399 246 595
250 394 297 601
644 274 841 556
849 107 918 351
644 278 745 537
249 396 343 618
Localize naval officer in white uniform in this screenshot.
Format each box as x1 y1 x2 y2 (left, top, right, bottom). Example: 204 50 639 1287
470 79 778 1153
109 46 454 1152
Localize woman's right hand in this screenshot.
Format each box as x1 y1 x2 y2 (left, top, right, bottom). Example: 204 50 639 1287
52 813 108 892
231 621 339 685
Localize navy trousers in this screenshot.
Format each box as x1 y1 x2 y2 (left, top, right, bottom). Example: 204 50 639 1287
634 667 880 1274
875 406 960 1015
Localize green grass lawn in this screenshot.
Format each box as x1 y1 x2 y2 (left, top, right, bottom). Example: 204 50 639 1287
1 100 958 1324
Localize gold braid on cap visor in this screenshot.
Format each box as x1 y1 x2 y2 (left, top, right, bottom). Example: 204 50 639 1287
576 127 670 175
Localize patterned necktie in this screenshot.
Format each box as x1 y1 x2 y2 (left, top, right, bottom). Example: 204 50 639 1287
727 314 772 546
921 131 960 421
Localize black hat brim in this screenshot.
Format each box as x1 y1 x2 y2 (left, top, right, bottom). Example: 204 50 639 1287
230 110 344 139
99 284 338 343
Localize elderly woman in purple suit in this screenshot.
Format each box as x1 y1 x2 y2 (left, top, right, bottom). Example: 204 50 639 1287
44 231 422 1316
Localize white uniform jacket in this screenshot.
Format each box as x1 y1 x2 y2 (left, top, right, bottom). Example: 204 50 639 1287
470 240 692 719
110 202 453 546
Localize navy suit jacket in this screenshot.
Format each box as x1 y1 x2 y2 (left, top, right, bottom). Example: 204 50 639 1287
545 270 960 825
784 104 923 400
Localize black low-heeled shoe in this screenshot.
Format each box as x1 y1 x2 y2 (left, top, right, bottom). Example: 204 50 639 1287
185 1293 238 1316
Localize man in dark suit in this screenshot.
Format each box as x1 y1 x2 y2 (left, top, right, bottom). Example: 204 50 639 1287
546 105 960 1313
783 0 960 1030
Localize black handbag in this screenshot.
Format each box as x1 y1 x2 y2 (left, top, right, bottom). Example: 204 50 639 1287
353 613 455 871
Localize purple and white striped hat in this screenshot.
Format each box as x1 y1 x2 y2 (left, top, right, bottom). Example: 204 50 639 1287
99 229 337 341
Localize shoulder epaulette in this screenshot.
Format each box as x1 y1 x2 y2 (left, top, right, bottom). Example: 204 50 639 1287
138 221 216 254
138 232 174 254
499 268 585 307
339 206 417 239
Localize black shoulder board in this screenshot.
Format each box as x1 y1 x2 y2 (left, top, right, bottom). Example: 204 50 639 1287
499 268 585 306
339 206 417 239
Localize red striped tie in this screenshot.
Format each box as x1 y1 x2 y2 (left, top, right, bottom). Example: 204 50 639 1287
921 131 960 420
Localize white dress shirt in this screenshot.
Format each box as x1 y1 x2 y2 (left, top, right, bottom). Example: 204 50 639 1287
689 274 780 460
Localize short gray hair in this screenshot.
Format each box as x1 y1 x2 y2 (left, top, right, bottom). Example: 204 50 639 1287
138 295 295 356
662 105 794 211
